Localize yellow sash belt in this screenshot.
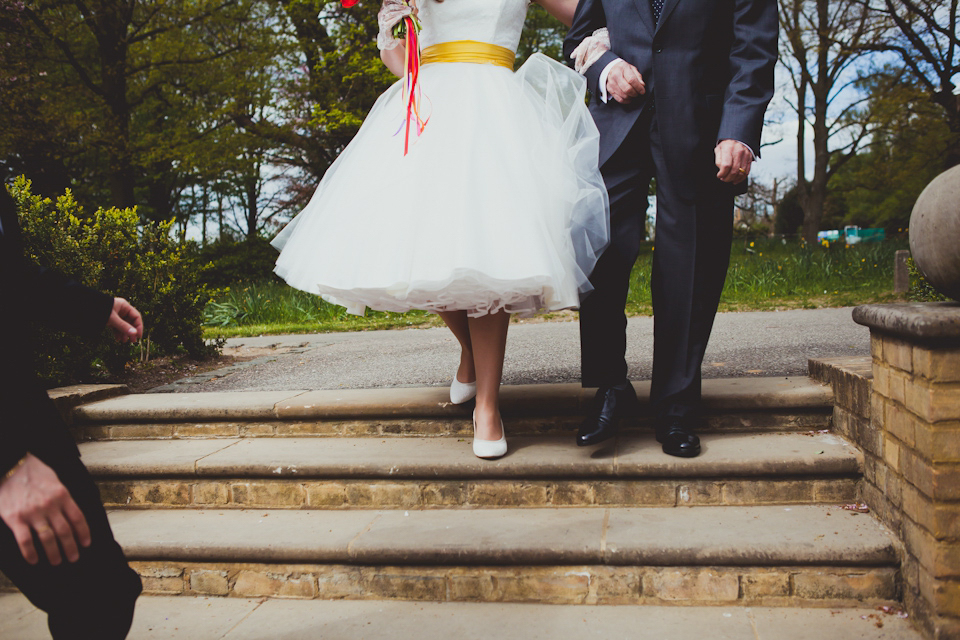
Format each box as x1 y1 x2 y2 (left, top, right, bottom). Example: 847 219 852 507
421 40 515 69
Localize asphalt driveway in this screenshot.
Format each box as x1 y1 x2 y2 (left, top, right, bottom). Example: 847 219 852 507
159 307 869 392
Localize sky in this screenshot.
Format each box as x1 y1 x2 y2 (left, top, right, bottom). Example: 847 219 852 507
753 117 809 185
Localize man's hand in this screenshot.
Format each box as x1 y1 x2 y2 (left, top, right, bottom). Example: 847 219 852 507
0 454 91 565
107 297 143 344
605 60 646 104
715 140 753 184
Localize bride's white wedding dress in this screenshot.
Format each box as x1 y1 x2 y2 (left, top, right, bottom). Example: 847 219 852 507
272 0 609 317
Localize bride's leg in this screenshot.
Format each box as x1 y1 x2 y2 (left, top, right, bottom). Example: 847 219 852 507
467 310 511 441
438 311 475 383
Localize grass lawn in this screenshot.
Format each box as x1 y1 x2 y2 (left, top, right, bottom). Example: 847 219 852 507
203 236 909 339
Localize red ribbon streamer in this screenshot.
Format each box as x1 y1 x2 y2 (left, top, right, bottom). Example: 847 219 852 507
401 15 425 155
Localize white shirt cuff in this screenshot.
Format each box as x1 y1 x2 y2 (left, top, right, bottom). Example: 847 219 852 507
598 58 623 104
722 139 757 161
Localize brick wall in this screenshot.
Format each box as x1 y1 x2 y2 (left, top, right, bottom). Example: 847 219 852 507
870 334 960 640
817 303 960 640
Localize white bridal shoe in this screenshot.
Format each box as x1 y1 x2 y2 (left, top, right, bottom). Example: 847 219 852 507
450 376 477 404
472 410 507 459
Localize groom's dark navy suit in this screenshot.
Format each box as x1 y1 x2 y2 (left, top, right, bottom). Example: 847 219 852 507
0 189 141 638
565 0 777 435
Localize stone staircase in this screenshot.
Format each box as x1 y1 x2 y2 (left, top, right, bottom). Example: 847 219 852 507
43 378 904 607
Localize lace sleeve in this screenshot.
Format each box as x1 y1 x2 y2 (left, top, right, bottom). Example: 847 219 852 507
569 27 610 75
377 0 414 51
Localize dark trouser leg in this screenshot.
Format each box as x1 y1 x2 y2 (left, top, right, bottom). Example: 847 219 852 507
0 453 142 640
579 116 654 388
648 117 734 420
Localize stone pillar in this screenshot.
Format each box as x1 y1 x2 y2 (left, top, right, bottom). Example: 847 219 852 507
895 250 911 295
853 302 960 640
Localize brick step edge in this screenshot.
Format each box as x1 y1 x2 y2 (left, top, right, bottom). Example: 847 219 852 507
0 561 899 607
96 476 860 510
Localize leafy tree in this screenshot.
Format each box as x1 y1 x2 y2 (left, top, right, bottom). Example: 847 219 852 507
829 70 951 231
0 0 283 222
230 0 394 210
0 0 79 199
517 5 567 65
234 1 571 213
774 184 805 236
859 0 960 167
2 0 596 245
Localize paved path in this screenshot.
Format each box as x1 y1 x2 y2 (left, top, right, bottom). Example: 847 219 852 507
0 594 922 639
163 307 869 392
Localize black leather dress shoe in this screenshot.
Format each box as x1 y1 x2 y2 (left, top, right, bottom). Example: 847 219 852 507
577 385 637 447
655 421 701 458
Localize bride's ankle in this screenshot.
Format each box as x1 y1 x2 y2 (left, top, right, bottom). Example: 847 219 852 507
473 405 503 440
457 354 476 383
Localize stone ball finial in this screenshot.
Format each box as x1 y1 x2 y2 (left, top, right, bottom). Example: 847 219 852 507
909 165 960 301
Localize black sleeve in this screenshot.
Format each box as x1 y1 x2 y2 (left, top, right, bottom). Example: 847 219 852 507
0 188 111 475
1 189 114 336
0 423 29 479
18 261 115 336
717 0 778 156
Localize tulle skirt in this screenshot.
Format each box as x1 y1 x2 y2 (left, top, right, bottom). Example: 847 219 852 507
272 52 609 317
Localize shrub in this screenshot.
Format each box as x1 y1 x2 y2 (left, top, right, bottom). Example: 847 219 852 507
196 236 280 288
907 257 950 302
9 176 220 386
773 186 804 236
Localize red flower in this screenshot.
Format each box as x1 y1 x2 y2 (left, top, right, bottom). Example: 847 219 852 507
341 0 359 6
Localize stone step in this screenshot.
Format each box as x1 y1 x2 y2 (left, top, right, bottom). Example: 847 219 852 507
0 594 924 639
72 377 833 440
84 432 861 509
98 505 900 606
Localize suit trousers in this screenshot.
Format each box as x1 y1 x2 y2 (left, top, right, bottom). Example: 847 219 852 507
579 107 734 420
0 449 142 639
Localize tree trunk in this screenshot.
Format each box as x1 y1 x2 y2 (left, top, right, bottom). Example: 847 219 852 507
201 185 208 248
798 0 832 245
96 6 136 210
245 179 258 240
940 91 960 169
217 192 225 241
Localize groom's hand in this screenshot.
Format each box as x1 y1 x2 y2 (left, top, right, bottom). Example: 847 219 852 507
605 60 646 104
107 297 144 344
715 140 753 185
0 454 92 565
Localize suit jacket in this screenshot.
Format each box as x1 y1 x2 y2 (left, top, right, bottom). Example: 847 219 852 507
0 188 113 476
563 0 777 194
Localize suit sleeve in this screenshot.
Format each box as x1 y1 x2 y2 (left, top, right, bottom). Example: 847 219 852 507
0 260 111 478
0 193 114 336
0 424 28 480
717 0 778 156
0 190 109 477
18 261 114 337
562 0 619 96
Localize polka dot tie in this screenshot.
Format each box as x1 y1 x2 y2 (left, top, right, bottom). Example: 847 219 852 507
652 0 663 23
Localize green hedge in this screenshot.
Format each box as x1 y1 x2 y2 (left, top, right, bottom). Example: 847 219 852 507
196 236 280 288
908 257 951 302
9 176 219 386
